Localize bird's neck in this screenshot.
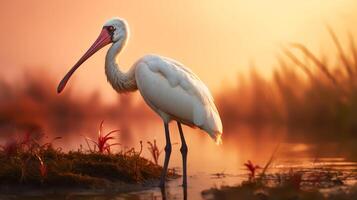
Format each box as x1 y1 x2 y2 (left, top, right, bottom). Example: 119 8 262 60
105 39 137 93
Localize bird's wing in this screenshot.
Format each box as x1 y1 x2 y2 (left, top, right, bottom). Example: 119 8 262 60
161 56 219 114
136 55 222 143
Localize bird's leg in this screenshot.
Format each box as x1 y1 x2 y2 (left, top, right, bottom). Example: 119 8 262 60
160 187 167 200
177 122 188 187
159 122 172 188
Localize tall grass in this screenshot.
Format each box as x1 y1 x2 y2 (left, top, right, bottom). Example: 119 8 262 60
217 29 357 147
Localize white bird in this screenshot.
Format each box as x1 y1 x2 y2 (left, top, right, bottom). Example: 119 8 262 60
57 17 223 187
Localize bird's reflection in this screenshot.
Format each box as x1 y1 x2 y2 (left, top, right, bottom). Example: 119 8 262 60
160 185 187 200
183 185 187 200
160 187 167 200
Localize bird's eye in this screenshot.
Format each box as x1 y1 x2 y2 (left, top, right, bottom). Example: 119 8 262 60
107 26 115 33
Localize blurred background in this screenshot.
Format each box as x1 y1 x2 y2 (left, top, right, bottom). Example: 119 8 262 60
1 0 357 173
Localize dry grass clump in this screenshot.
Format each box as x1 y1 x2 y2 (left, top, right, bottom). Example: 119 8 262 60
147 140 162 165
0 130 170 191
203 165 356 200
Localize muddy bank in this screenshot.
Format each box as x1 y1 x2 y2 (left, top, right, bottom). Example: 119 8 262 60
0 140 178 196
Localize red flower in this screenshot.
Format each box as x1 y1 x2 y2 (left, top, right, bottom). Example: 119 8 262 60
244 160 260 180
84 121 120 153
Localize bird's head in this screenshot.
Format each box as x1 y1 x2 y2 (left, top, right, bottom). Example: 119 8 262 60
57 17 128 94
103 18 128 43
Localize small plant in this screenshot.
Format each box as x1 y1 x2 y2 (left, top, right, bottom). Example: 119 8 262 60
84 121 120 154
244 160 260 181
0 132 60 182
35 154 47 180
147 140 162 165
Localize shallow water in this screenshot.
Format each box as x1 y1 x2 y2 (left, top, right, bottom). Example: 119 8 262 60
121 157 357 200
2 125 357 199
3 157 356 200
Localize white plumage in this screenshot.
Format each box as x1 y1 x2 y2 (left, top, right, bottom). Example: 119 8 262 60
135 55 222 143
57 17 223 187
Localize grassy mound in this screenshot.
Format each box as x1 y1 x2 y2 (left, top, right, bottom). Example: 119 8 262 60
0 131 176 193
0 145 167 189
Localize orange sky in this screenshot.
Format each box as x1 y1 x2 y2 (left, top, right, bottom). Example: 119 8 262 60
1 0 357 102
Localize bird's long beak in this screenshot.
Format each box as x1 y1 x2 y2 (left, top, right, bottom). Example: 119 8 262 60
57 28 112 94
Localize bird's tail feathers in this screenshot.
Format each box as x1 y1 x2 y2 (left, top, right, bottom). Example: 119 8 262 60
205 106 223 145
212 131 222 145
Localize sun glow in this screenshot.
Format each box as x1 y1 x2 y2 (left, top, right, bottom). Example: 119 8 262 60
0 1 356 102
